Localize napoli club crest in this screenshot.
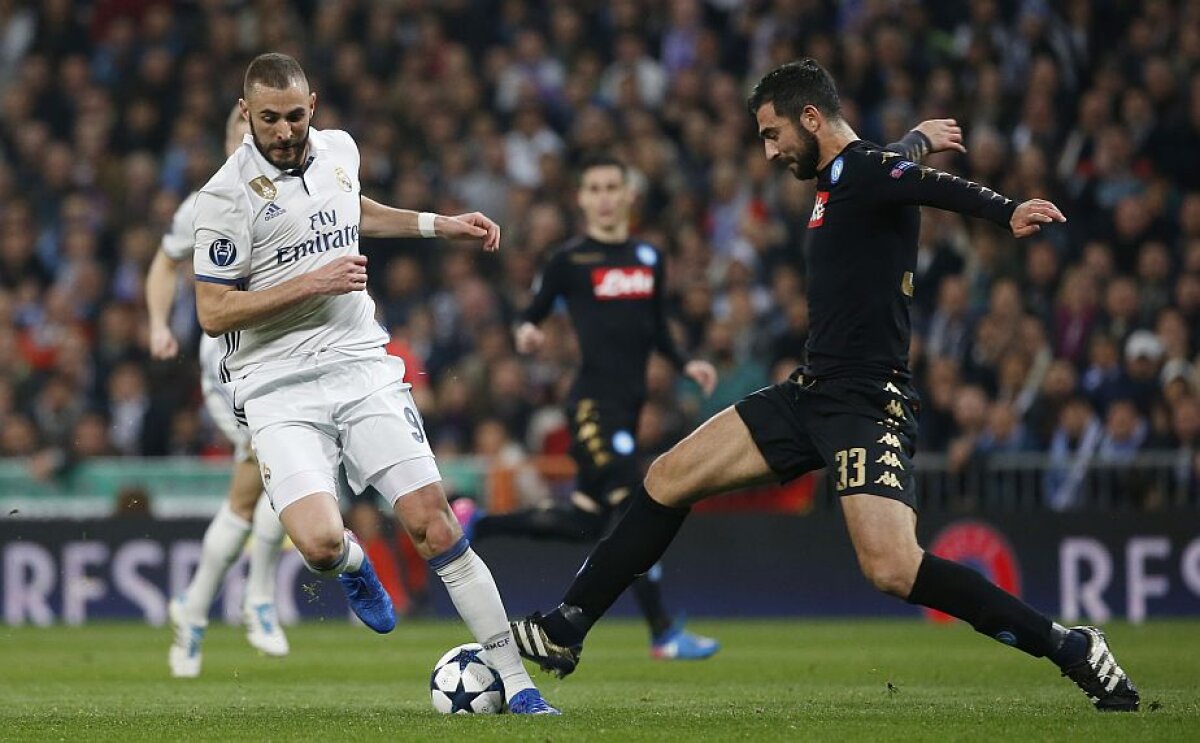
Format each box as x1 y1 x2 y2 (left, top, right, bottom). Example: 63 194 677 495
636 244 658 266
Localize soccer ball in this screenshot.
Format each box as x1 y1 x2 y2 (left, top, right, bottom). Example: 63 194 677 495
430 643 504 714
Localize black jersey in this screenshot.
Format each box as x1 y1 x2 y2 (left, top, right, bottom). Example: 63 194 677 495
803 140 1017 381
522 236 687 407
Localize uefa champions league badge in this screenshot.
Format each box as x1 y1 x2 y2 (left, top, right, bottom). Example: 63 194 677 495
612 430 635 455
831 156 844 184
208 238 237 267
636 244 657 266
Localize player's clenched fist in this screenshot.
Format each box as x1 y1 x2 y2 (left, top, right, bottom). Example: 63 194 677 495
1010 199 1066 238
307 255 369 295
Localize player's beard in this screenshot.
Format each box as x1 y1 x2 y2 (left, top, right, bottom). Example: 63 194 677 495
248 118 310 171
786 127 821 181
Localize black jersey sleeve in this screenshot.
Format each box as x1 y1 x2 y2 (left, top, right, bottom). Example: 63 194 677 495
651 256 688 372
883 129 932 163
520 250 569 325
863 148 1018 227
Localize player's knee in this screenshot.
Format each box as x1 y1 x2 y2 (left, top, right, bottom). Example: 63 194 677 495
227 500 255 522
645 453 689 506
293 528 344 569
859 552 919 597
406 509 462 559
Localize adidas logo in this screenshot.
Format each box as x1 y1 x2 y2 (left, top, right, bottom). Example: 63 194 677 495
264 202 286 221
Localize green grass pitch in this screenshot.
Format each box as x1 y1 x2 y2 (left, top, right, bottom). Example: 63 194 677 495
1 619 1197 741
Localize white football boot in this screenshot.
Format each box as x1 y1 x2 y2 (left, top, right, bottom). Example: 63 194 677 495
168 596 205 678
243 601 290 657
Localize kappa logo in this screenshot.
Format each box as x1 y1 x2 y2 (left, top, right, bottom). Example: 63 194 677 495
809 191 829 228
877 432 902 449
876 451 903 469
874 472 903 489
591 267 654 299
884 400 905 418
263 202 286 221
208 238 237 267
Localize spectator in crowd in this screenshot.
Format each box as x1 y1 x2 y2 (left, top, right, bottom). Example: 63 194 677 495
0 0 1197 514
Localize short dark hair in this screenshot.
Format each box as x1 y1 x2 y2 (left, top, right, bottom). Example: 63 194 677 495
577 153 627 184
244 53 308 97
746 59 842 122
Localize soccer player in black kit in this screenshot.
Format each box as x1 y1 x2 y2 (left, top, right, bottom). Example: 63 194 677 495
455 154 723 659
510 60 1140 712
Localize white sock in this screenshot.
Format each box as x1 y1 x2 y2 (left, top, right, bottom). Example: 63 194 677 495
430 540 534 698
183 503 250 626
244 496 285 605
303 533 364 576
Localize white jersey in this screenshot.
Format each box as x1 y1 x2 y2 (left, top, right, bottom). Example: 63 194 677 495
161 191 200 262
161 189 224 389
158 191 252 457
192 128 387 382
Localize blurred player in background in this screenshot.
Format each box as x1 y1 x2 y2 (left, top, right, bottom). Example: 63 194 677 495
454 153 722 660
190 53 557 714
510 59 1139 714
146 105 288 678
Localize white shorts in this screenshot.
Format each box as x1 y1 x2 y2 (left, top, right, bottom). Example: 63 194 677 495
232 351 440 512
199 334 252 461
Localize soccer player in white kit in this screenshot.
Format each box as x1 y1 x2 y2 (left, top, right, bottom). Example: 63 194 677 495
191 53 557 714
147 105 290 678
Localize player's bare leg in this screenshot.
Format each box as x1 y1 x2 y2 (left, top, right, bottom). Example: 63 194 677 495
513 407 775 676
279 490 395 633
841 492 1138 711
387 478 557 714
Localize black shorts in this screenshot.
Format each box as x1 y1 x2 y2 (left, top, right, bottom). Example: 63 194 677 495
568 397 641 509
734 373 920 509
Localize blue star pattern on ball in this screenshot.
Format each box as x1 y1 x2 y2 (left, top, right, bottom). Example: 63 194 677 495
430 643 504 714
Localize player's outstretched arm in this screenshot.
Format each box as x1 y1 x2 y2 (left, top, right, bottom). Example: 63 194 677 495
1010 198 1066 238
145 250 185 359
359 196 500 250
885 119 967 163
195 255 368 336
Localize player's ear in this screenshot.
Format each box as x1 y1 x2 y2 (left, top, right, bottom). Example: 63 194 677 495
238 98 249 118
309 91 317 116
802 104 821 134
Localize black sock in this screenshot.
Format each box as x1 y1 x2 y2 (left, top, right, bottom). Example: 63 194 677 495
1048 627 1088 668
540 484 689 646
632 568 673 638
906 553 1057 658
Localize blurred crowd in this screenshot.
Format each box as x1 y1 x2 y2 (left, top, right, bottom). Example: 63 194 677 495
0 0 1198 506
